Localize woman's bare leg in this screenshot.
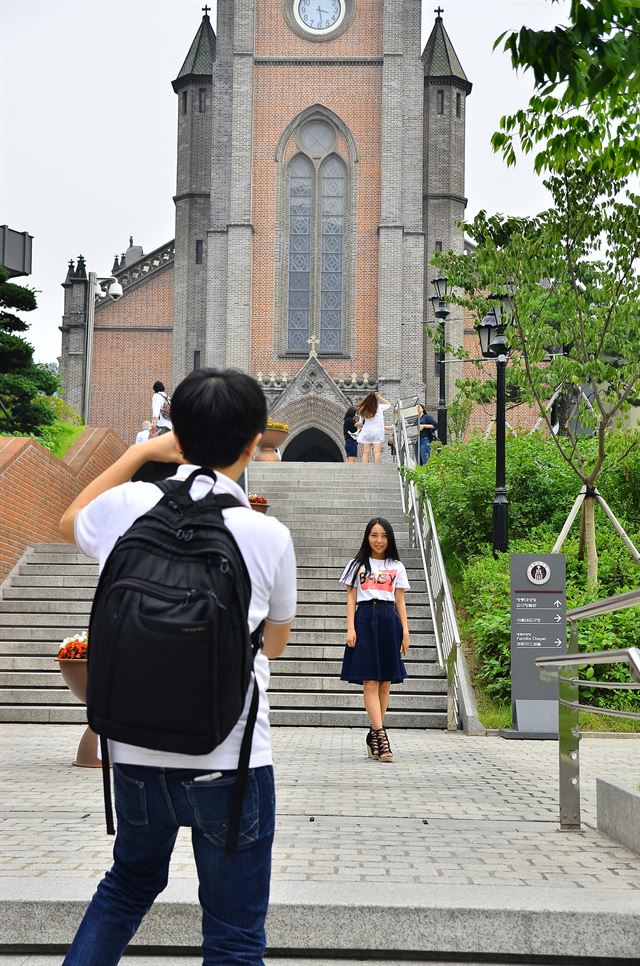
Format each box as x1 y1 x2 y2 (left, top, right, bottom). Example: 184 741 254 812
378 682 391 722
373 443 382 464
362 444 371 464
363 680 383 729
346 456 357 464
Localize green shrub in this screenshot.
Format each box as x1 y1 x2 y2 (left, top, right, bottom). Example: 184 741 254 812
458 523 640 713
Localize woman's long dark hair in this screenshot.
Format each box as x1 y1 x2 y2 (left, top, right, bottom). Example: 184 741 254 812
357 392 378 420
343 406 357 436
344 517 402 586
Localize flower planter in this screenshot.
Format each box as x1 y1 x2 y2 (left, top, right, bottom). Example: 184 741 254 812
56 659 101 768
260 428 288 449
250 502 269 514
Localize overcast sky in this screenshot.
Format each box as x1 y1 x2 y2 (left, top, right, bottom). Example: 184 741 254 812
1 0 567 363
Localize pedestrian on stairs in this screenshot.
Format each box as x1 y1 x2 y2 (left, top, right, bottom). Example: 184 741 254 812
339 517 410 762
355 391 391 464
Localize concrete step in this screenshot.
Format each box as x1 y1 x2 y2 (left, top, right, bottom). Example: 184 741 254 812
0 644 441 667
267 692 446 711
0 669 446 692
0 706 447 727
0 600 431 619
0 687 445 711
0 877 635 959
8 564 99 577
0 614 433 633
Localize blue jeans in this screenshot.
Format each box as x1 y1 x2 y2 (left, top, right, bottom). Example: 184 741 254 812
63 763 275 966
414 438 431 465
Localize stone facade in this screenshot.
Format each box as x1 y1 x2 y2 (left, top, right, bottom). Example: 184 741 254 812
60 4 470 455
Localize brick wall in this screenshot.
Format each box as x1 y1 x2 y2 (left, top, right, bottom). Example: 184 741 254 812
251 0 383 380
462 308 543 438
89 265 173 444
0 429 127 585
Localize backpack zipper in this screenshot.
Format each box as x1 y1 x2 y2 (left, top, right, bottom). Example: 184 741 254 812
108 578 202 605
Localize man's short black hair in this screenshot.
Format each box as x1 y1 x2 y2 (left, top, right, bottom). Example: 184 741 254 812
171 368 267 468
153 380 165 393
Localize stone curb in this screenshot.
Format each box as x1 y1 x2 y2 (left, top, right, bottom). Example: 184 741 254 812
1 879 638 959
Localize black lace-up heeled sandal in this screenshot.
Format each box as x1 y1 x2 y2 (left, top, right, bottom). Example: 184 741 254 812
376 728 393 762
366 726 380 760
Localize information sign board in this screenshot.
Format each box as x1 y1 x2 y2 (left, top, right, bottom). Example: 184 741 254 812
502 553 567 739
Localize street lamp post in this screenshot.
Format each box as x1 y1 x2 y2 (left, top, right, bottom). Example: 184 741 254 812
476 300 511 554
430 275 450 445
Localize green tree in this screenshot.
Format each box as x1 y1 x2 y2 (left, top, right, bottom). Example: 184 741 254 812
0 267 58 434
493 0 640 176
435 164 640 588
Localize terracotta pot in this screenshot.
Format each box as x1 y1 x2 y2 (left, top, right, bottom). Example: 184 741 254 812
260 428 288 449
56 659 101 768
249 502 269 514
254 447 281 462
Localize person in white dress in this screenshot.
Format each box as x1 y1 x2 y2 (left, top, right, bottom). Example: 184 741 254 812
355 392 391 464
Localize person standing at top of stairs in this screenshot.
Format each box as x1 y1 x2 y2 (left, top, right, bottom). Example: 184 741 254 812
339 518 410 763
356 392 391 464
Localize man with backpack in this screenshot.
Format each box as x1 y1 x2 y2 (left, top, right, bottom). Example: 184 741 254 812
150 378 172 436
59 368 296 966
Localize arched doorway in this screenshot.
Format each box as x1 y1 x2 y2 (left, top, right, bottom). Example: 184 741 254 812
282 428 343 462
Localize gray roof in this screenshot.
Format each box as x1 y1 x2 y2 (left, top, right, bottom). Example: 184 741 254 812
422 15 471 92
173 13 216 89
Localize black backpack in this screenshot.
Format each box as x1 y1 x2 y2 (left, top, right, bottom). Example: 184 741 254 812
86 467 262 856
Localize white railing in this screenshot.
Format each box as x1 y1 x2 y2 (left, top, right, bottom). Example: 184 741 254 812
393 403 483 734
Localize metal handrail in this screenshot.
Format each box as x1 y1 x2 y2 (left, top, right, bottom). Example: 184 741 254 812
392 405 483 734
566 587 640 621
536 594 640 830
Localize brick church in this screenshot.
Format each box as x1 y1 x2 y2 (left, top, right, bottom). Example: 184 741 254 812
60 2 472 458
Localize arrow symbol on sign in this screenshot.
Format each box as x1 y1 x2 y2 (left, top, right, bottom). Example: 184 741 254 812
554 599 562 607
554 614 562 623
554 638 562 646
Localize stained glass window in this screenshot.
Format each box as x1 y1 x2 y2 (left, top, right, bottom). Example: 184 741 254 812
287 155 313 352
319 156 345 353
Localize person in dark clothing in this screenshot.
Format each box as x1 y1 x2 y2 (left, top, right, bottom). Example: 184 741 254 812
415 404 437 465
343 406 361 463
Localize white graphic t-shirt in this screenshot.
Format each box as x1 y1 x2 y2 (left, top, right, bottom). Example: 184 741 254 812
339 557 410 603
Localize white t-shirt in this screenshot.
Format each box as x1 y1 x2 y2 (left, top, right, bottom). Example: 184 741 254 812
358 402 390 443
74 464 296 769
339 557 410 603
151 391 172 429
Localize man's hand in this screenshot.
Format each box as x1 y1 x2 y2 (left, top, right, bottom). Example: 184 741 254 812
141 431 185 464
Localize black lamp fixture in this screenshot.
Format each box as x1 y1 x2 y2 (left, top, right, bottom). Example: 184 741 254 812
475 295 513 555
430 275 450 445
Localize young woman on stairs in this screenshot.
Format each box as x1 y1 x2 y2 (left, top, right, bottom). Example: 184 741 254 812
339 518 410 762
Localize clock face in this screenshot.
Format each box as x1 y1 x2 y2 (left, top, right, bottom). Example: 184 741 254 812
296 0 344 33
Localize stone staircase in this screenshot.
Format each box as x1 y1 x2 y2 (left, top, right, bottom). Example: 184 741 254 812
0 462 447 728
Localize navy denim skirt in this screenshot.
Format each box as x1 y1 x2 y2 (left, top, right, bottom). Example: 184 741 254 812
340 600 408 684
344 435 358 458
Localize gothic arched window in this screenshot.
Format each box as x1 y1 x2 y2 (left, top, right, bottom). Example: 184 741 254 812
281 115 352 357
287 155 313 353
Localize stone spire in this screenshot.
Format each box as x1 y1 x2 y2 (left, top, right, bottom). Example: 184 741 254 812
422 10 472 93
65 259 75 283
74 255 87 280
112 254 120 273
172 8 216 92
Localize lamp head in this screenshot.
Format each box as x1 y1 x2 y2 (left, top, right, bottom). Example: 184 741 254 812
431 275 449 301
476 312 497 358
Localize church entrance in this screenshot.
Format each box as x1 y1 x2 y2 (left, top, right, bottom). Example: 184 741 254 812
282 429 343 462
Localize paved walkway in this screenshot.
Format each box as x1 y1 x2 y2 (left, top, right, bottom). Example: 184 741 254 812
2 725 639 891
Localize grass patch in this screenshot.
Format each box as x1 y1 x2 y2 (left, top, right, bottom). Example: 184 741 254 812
475 692 640 733
48 423 85 458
